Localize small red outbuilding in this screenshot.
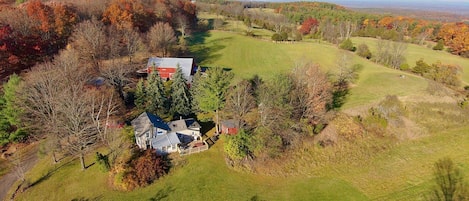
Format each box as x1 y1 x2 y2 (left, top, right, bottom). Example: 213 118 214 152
221 120 238 135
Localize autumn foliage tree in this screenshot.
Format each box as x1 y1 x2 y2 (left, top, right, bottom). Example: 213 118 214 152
299 17 319 35
0 1 78 80
102 0 157 32
123 149 169 190
438 23 469 57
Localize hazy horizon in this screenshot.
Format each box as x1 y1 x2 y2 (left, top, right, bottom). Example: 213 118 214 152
250 0 469 15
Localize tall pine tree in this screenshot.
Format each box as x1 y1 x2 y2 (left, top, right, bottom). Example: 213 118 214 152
170 66 191 117
193 67 233 133
190 67 202 113
146 71 166 114
135 78 146 110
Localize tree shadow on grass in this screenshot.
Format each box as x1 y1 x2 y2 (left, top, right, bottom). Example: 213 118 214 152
27 158 74 188
71 195 103 201
148 185 175 201
186 31 230 65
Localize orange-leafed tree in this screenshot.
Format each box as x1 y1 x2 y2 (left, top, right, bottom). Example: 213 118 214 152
25 0 53 33
103 0 156 32
299 17 319 35
53 3 78 37
438 22 469 56
0 1 78 80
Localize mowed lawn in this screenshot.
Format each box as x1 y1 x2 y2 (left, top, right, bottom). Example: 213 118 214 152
14 141 367 201
191 30 429 109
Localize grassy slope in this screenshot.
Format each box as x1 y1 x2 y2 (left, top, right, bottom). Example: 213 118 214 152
13 28 469 200
14 141 367 201
352 37 469 84
192 31 428 109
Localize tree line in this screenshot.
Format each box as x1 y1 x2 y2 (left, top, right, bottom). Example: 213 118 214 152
197 0 469 58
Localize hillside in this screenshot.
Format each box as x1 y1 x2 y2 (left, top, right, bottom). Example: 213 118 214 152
10 27 469 200
4 1 469 199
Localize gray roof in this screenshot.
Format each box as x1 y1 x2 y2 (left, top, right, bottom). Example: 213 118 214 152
151 132 181 148
168 118 201 132
221 119 237 128
131 112 170 136
147 57 194 80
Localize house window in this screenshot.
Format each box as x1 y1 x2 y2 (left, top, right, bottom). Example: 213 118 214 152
157 130 164 136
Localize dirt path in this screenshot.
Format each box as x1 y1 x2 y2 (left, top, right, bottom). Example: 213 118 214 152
0 144 39 201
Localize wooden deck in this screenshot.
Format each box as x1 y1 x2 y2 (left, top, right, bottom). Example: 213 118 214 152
179 140 209 156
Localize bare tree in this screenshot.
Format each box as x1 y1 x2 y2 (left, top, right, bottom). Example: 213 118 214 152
90 90 122 164
70 17 107 71
107 26 123 59
291 63 332 124
224 80 256 129
319 19 339 44
375 39 407 69
338 21 357 40
20 62 66 164
100 60 137 101
121 27 144 63
147 22 176 57
176 14 189 39
20 49 111 170
389 41 407 69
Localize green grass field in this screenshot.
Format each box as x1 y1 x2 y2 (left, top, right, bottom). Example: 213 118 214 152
352 37 469 84
10 17 469 201
190 30 429 109
13 141 367 201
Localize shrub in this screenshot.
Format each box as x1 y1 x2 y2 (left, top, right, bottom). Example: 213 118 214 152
223 130 251 160
271 33 282 41
280 32 288 41
123 149 169 190
433 39 444 51
362 107 388 135
356 43 372 59
413 58 431 76
272 32 288 41
400 63 410 71
250 127 283 159
339 38 356 52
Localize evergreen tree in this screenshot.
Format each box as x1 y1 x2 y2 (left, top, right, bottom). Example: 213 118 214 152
193 67 233 133
135 78 146 110
0 74 26 144
190 67 202 113
170 66 192 116
413 58 431 76
146 71 166 114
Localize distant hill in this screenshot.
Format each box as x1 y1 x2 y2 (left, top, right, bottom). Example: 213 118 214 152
353 7 468 22
247 0 469 19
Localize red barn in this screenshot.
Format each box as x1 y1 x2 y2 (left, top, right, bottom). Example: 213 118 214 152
221 120 238 135
146 57 196 82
